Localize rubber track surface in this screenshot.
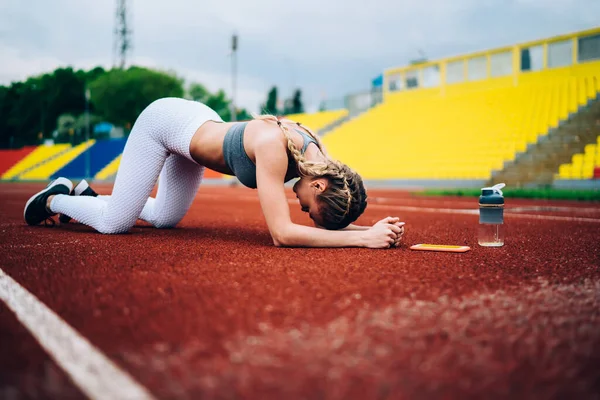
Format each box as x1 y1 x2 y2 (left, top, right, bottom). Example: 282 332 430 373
1 182 599 399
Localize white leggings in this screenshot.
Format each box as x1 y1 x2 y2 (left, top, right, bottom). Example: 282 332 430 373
50 98 222 234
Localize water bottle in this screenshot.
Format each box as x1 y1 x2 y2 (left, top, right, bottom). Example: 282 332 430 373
478 183 505 247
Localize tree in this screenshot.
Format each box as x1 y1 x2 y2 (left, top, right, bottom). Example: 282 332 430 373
236 108 251 121
262 86 279 115
0 66 102 148
189 83 210 103
0 65 255 147
205 89 232 121
88 66 184 128
281 89 304 116
187 83 251 122
292 89 304 114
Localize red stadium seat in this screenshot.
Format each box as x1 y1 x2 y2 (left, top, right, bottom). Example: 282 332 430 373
0 146 38 176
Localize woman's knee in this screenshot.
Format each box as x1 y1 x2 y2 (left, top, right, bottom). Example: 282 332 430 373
153 216 182 229
96 222 133 234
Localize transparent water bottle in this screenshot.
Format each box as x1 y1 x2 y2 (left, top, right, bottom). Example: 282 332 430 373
478 183 505 247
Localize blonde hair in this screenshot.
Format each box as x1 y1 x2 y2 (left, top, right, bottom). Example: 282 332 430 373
253 114 367 229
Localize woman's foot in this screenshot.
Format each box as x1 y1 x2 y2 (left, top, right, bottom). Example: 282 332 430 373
58 179 99 224
24 178 73 226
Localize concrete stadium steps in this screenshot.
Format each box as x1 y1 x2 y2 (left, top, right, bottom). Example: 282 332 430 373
1 144 72 180
51 138 127 180
0 146 37 176
556 137 600 179
490 95 600 187
19 140 95 180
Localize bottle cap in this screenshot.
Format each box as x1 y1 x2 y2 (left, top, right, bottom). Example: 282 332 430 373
481 183 505 196
480 183 505 205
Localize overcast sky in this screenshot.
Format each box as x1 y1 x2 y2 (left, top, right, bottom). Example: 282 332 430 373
1 0 598 112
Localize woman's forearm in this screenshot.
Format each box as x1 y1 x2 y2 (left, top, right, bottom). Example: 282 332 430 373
274 223 365 248
314 223 369 231
341 224 369 231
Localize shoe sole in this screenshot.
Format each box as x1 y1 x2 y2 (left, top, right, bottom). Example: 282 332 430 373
24 177 73 224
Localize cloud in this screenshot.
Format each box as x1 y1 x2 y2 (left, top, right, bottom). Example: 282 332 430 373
1 0 599 111
130 55 268 112
0 44 64 84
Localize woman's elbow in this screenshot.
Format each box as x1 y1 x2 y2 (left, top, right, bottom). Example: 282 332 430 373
272 234 288 247
271 227 293 247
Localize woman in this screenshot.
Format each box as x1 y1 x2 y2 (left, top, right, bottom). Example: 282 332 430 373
24 97 405 248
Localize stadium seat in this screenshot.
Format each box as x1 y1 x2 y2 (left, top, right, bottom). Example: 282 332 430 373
2 144 71 180
285 109 348 133
322 65 600 180
0 146 38 177
20 140 95 180
559 138 600 180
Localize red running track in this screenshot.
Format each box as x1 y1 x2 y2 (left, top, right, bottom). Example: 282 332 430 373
1 182 599 399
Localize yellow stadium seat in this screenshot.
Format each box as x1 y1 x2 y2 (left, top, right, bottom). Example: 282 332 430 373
95 154 122 180
2 144 71 179
322 64 600 180
21 140 95 180
558 164 571 178
285 109 348 133
584 144 596 154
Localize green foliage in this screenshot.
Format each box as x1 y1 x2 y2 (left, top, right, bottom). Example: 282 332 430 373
88 67 184 128
187 82 250 122
0 64 256 148
0 67 101 147
281 89 305 115
236 108 251 121
418 188 600 201
188 83 210 103
205 89 232 121
292 89 304 114
262 86 279 115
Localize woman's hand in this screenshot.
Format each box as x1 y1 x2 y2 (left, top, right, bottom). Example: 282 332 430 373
361 217 405 249
392 220 405 248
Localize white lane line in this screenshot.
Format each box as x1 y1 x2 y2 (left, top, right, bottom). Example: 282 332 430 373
504 213 600 223
194 193 600 222
365 204 600 223
293 200 600 222
368 204 479 215
0 268 155 400
372 198 600 213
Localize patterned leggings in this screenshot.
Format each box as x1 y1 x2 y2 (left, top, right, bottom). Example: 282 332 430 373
50 98 222 234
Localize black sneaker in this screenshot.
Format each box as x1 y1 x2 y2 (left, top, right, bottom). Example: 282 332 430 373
24 177 73 226
58 179 99 224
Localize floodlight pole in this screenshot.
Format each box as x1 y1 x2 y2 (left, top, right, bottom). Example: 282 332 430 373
231 33 238 122
85 86 91 180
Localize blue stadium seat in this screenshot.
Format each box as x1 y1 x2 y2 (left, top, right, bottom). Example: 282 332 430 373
52 138 127 179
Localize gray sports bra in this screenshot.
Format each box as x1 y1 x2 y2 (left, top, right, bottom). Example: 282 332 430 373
222 122 318 189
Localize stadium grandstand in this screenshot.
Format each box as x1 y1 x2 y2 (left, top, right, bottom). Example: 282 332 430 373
1 27 599 189
321 26 600 188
